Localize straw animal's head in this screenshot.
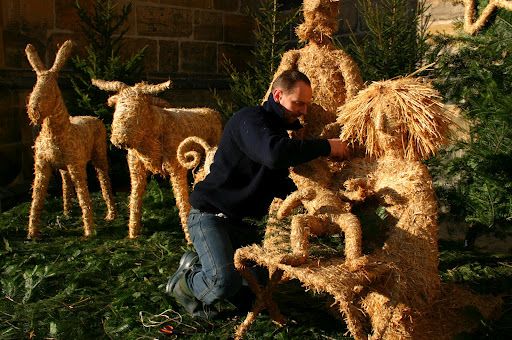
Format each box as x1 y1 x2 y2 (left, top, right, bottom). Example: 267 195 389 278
25 40 73 125
338 77 454 160
92 79 171 149
296 0 340 43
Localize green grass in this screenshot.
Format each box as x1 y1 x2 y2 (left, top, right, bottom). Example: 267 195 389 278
1 180 511 339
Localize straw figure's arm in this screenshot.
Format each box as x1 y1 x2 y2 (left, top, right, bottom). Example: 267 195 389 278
463 0 512 35
276 187 316 219
333 49 364 102
342 177 375 202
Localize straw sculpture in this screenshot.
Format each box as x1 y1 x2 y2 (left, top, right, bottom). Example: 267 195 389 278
176 136 217 186
25 40 116 239
264 0 363 139
274 159 363 269
92 79 222 241
463 0 512 35
234 77 499 339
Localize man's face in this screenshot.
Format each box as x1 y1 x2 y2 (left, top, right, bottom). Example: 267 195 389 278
272 81 312 124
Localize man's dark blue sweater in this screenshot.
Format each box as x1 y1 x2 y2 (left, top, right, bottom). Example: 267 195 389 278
189 94 331 220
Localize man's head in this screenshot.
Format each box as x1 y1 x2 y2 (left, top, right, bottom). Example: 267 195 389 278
271 70 312 124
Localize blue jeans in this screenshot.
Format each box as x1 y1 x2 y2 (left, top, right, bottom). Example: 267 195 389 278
186 208 260 306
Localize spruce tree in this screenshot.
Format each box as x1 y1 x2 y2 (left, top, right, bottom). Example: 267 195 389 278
428 4 512 240
214 0 298 118
69 0 146 125
348 0 431 81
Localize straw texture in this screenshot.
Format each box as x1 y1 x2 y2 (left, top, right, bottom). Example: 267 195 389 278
26 40 116 239
176 136 217 185
463 0 512 35
234 76 497 339
93 79 222 242
264 0 363 140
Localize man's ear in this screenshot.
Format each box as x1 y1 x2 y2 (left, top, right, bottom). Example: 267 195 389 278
272 88 282 103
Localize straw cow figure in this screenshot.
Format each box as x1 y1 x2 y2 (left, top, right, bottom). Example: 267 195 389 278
92 79 222 241
265 0 363 139
25 40 116 239
331 77 453 339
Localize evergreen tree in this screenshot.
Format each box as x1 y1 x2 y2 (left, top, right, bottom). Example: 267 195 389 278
428 4 512 240
348 0 431 81
214 0 298 118
69 0 146 126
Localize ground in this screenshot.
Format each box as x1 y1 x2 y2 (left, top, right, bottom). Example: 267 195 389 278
0 179 510 339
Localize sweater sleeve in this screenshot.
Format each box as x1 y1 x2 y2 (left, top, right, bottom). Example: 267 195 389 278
236 113 331 169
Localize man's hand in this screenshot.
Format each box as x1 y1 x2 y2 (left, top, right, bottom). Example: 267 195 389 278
328 139 350 159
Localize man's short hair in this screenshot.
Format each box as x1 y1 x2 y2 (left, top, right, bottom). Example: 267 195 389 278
271 70 311 93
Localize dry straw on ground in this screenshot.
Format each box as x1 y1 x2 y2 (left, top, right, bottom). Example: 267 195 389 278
26 40 116 239
93 79 222 242
463 0 512 35
234 77 500 339
264 0 363 139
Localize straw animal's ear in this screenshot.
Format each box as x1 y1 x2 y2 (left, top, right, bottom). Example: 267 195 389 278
25 44 46 73
107 95 119 107
92 78 129 92
137 80 172 95
50 40 73 73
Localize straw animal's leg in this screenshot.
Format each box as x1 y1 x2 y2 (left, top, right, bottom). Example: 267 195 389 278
92 142 116 221
169 165 192 244
67 164 94 237
127 151 147 238
281 215 322 266
60 169 74 216
332 213 363 270
28 160 52 239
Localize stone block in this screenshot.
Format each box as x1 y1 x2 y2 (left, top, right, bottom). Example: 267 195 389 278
2 30 33 69
213 0 239 12
3 0 53 32
0 89 20 144
137 5 193 38
180 41 217 74
218 43 253 72
55 0 93 31
159 40 179 73
427 0 464 20
160 0 213 9
164 88 219 108
120 38 158 73
224 14 254 44
194 10 223 41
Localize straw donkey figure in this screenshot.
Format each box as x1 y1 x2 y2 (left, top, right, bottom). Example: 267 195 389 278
92 79 222 242
26 40 116 239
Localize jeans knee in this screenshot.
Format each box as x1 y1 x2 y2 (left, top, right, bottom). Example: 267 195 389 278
205 270 242 303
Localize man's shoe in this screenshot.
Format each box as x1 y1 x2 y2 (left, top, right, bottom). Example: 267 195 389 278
166 251 199 295
168 268 218 319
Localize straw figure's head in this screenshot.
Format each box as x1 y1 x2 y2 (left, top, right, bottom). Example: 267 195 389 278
296 0 341 44
92 79 171 149
177 136 217 185
338 77 454 161
25 40 73 125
